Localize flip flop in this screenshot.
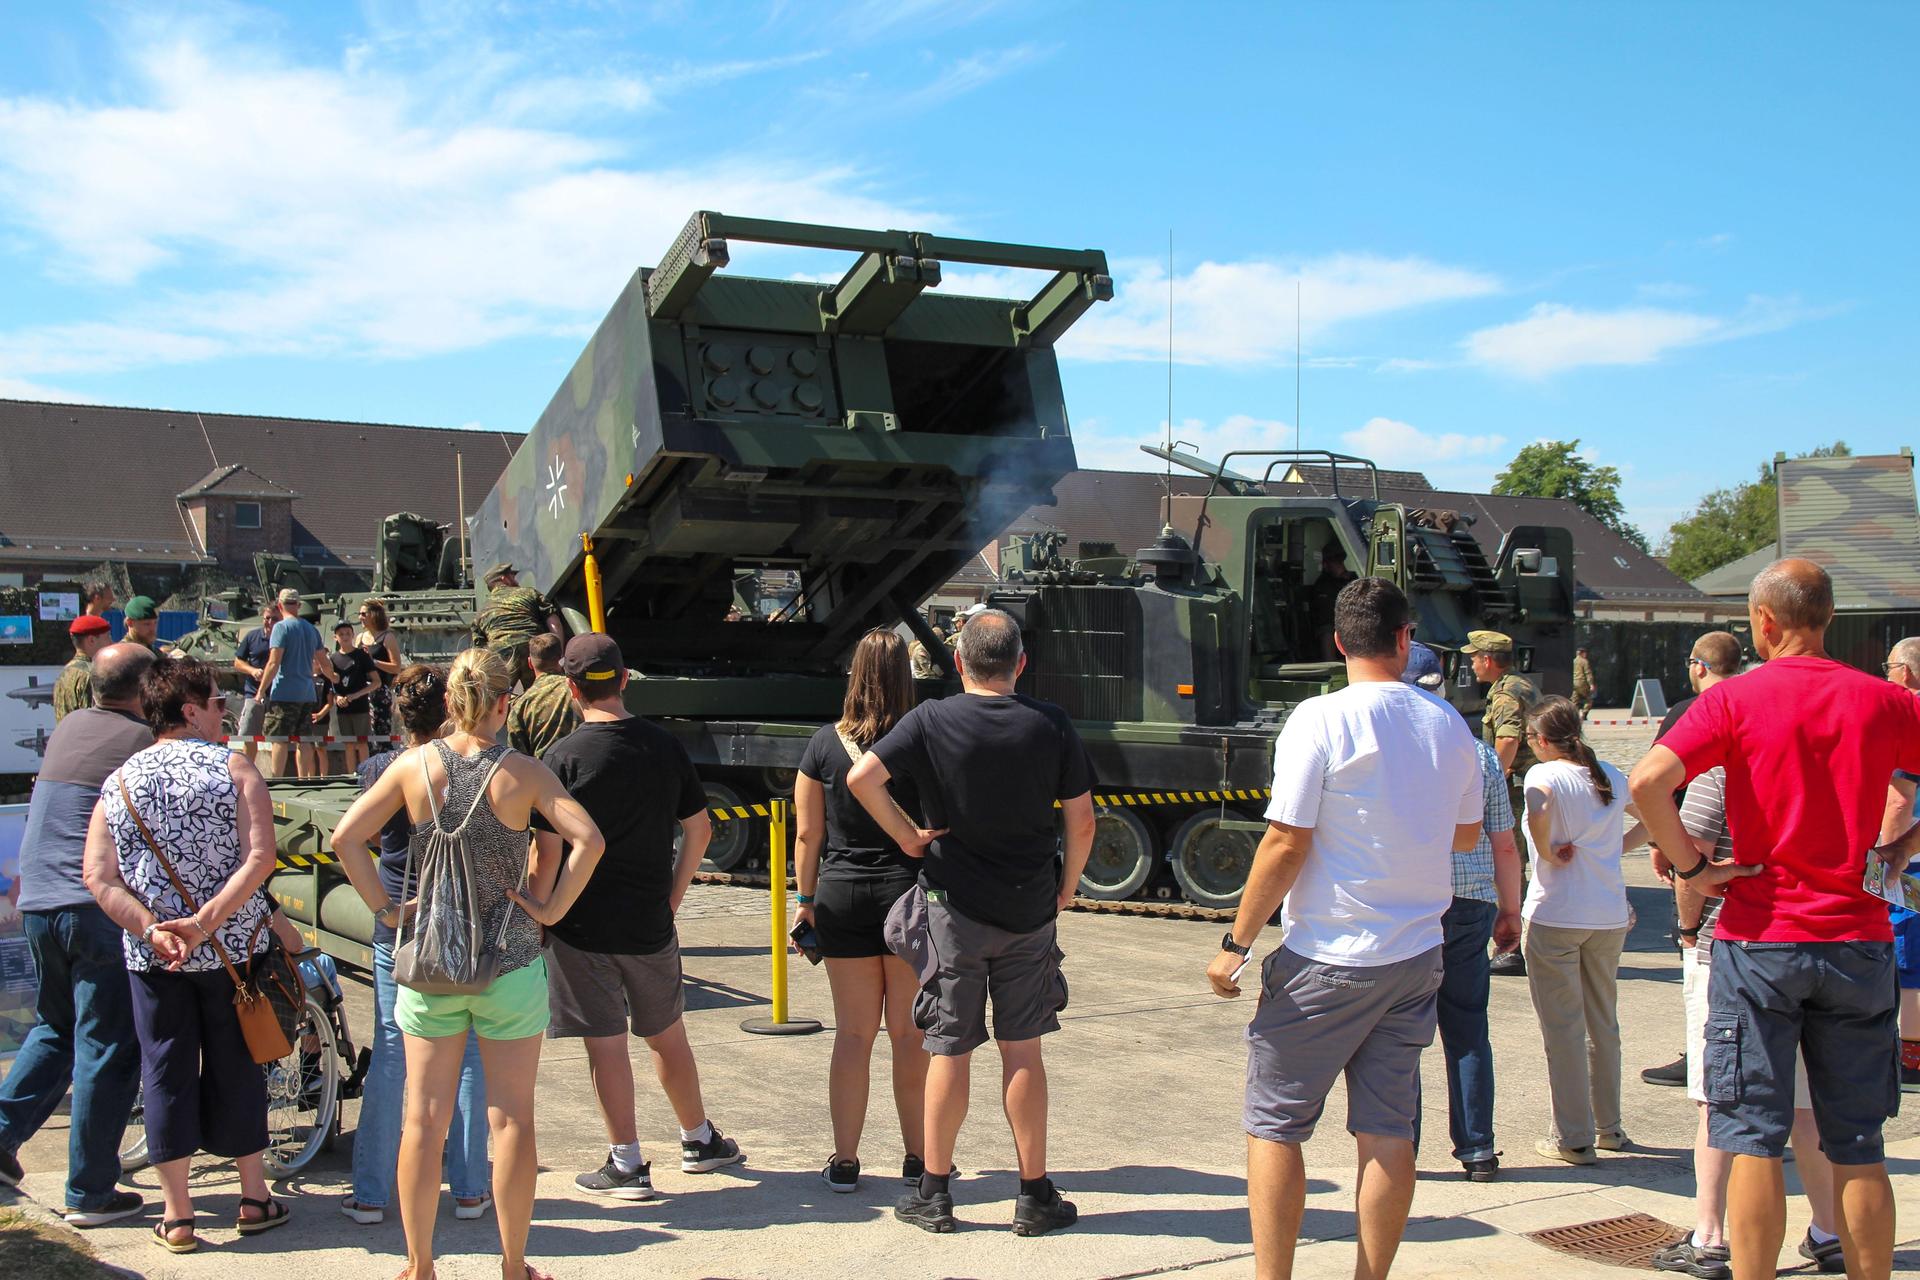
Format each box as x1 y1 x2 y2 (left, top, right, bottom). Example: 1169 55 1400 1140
152 1217 197 1254
236 1195 291 1235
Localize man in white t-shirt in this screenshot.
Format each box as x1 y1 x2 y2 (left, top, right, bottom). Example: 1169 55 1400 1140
1207 577 1484 1280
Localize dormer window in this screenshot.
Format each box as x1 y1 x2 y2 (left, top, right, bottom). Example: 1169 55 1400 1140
234 501 262 529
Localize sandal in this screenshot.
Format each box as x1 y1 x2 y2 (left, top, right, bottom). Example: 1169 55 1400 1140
236 1195 291 1235
152 1217 198 1254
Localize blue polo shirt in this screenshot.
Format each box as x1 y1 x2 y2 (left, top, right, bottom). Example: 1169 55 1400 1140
267 616 322 704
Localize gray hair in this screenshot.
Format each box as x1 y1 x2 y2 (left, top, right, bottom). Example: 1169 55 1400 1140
1749 559 1833 631
91 641 156 704
1890 637 1920 672
956 608 1022 682
276 587 301 608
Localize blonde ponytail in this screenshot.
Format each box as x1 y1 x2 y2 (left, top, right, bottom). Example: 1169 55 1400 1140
446 648 511 733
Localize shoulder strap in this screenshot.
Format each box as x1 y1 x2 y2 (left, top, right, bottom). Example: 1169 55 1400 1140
116 774 250 990
418 744 443 824
834 727 918 834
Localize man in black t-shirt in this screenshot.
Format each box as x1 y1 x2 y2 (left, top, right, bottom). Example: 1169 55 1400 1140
532 633 743 1201
849 609 1096 1237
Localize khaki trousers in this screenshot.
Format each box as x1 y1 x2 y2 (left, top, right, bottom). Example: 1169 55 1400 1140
1523 920 1629 1149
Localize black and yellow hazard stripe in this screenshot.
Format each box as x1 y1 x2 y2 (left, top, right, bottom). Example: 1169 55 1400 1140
1087 787 1269 808
274 851 338 870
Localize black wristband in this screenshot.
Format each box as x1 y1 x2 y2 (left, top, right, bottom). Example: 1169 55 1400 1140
1675 855 1711 881
1678 924 1701 938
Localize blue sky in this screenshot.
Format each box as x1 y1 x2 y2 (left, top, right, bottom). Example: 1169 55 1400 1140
1 1 1913 540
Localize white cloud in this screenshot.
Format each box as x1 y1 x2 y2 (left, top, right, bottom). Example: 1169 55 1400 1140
1463 298 1802 378
1062 255 1500 367
899 44 1052 110
1070 414 1294 474
1340 417 1506 465
0 376 99 403
0 30 934 380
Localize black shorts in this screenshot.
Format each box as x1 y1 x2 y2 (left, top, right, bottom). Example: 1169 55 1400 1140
815 871 916 959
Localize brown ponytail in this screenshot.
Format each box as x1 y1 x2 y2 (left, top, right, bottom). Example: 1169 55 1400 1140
1528 695 1612 805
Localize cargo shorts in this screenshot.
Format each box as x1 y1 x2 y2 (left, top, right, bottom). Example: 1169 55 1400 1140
1705 939 1900 1165
1244 944 1444 1144
262 701 314 741
914 893 1067 1056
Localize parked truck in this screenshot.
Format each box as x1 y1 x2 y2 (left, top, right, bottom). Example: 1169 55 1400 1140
265 210 1577 966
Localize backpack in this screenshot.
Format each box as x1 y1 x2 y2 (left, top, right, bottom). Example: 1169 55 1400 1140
392 747 525 995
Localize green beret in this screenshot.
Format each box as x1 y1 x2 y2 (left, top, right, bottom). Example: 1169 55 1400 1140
123 596 158 621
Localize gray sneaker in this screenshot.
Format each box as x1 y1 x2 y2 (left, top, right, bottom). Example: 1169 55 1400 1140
64 1191 146 1227
1651 1238 1730 1279
575 1157 656 1201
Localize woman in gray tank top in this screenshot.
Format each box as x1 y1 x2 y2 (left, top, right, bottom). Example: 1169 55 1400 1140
334 648 603 1280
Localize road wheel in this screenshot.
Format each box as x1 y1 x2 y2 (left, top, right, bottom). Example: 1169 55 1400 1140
694 781 756 872
1077 808 1156 900
1168 810 1259 909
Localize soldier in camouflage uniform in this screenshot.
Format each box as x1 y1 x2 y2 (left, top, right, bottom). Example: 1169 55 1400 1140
506 633 583 760
1463 629 1537 976
472 562 565 691
52 615 111 721
1571 646 1595 718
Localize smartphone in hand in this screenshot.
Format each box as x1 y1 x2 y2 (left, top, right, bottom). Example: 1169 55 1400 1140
790 920 823 965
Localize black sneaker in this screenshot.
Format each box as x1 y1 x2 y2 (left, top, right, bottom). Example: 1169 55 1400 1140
0 1145 21 1189
1651 1237 1730 1278
1488 950 1526 976
902 1155 961 1185
680 1126 744 1173
1797 1229 1845 1274
895 1187 956 1233
1642 1055 1688 1087
821 1156 859 1194
1012 1182 1077 1237
64 1191 146 1227
1461 1156 1498 1182
575 1157 656 1201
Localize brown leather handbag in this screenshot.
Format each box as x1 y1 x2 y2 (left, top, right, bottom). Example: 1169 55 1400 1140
118 777 295 1065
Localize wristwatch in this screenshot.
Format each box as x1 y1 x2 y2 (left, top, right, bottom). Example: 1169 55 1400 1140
1220 931 1252 958
140 921 158 945
375 903 400 928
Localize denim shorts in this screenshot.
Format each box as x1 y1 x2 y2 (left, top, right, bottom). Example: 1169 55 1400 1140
1704 940 1899 1165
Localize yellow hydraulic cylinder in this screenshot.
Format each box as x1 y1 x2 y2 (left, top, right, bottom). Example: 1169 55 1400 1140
581 533 607 634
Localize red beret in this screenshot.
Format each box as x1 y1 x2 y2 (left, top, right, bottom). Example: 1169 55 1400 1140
70 614 111 637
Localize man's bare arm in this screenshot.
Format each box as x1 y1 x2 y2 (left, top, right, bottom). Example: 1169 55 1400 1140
1206 821 1311 998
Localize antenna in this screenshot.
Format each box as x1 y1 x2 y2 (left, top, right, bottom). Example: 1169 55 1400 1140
1294 280 1302 456
1164 228 1174 527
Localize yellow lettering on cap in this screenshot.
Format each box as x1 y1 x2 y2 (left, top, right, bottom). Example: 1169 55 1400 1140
584 669 617 680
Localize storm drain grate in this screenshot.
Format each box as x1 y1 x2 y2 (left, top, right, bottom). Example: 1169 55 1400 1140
1524 1213 1688 1268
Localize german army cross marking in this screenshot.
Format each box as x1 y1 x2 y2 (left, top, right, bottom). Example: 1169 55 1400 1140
545 456 568 518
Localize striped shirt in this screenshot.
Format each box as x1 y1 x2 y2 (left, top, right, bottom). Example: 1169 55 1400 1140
1454 740 1515 903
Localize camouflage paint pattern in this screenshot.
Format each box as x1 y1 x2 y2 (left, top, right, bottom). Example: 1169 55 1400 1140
52 655 91 720
506 670 582 760
1775 451 1920 610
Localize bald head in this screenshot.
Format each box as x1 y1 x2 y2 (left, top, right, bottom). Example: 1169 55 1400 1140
91 642 156 706
1749 558 1833 633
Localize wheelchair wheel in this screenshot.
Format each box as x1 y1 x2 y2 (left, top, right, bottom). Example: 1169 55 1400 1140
119 1089 149 1173
262 992 340 1179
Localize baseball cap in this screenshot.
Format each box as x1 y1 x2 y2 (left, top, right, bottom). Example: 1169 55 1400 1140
1460 629 1514 656
483 561 516 585
561 632 624 684
123 596 158 621
70 614 110 638
1401 642 1444 688
958 603 989 620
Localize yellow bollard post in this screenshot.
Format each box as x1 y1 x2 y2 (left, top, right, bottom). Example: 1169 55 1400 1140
580 533 607 634
741 798 822 1036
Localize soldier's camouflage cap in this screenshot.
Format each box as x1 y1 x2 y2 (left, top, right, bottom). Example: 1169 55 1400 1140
1460 629 1514 656
483 562 516 585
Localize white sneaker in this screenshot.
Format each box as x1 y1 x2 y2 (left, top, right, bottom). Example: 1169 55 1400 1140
339 1196 384 1225
453 1193 493 1220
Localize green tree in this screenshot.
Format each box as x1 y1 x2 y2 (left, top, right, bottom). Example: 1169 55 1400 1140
1491 439 1649 551
1661 441 1851 581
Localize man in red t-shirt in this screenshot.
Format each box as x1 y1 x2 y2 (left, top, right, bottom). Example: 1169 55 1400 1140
1631 559 1920 1280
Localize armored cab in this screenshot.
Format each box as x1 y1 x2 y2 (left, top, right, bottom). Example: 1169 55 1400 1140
471 211 1112 719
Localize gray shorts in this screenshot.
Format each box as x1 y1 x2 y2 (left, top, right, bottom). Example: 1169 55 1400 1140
1244 944 1444 1144
915 894 1067 1056
236 696 267 737
544 933 686 1040
1705 939 1900 1165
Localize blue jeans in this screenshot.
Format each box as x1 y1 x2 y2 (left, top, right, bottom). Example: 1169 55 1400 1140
0 905 142 1209
1436 897 1497 1161
352 939 490 1207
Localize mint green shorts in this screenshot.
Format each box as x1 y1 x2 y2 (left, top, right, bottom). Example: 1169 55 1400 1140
395 955 551 1041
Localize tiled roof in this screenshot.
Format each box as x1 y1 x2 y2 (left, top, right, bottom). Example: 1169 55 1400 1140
0 398 522 567
1283 463 1434 493
177 463 301 501
1691 545 1776 598
1000 468 1706 605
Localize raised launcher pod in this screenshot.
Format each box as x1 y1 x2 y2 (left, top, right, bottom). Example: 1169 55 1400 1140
470 212 1112 717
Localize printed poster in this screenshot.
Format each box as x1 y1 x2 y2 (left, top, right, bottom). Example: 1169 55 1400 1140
0 804 33 1064
38 592 79 622
0 665 63 771
0 616 32 645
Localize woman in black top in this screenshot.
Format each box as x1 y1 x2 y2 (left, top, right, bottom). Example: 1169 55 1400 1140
795 628 928 1194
